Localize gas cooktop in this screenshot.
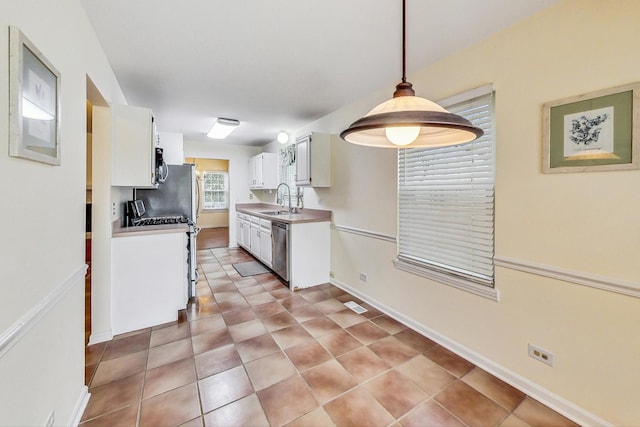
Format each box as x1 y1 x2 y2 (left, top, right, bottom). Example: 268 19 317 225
132 215 189 226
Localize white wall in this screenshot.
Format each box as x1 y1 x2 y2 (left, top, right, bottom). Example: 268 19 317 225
0 0 126 425
279 1 640 424
158 131 185 165
184 140 260 246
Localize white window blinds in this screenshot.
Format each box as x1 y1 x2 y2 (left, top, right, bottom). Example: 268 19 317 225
398 87 495 286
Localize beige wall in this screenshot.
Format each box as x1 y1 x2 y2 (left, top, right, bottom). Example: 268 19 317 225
267 1 640 424
186 157 230 228
0 0 127 425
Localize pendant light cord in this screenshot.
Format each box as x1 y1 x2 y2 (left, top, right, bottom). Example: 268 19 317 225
402 0 406 83
393 0 415 97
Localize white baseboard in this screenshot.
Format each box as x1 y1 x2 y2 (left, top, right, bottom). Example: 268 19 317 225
88 329 113 345
68 386 90 427
330 277 611 427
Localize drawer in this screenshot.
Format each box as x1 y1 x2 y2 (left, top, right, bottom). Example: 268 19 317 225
259 218 272 230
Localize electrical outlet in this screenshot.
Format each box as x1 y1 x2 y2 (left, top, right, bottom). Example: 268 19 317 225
111 202 117 216
329 271 335 278
45 410 54 427
528 343 555 367
359 273 367 282
249 193 254 200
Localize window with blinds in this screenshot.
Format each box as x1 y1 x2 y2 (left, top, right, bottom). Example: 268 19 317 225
397 86 495 288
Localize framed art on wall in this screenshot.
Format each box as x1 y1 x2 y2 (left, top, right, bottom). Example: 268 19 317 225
8 26 61 165
542 82 639 173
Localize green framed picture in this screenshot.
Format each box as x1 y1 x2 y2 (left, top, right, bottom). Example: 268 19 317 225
542 82 640 173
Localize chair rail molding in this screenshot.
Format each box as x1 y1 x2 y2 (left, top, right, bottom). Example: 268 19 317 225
0 265 87 359
494 256 640 299
332 224 397 243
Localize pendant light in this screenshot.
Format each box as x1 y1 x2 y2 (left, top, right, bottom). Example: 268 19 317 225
340 0 483 148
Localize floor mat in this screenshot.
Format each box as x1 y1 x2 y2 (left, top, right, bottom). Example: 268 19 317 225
232 261 270 277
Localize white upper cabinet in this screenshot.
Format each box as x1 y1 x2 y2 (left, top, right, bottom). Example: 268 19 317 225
295 132 331 187
111 105 158 187
249 152 278 189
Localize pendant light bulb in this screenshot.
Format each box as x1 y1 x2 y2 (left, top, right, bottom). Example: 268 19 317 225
277 131 289 144
385 126 420 146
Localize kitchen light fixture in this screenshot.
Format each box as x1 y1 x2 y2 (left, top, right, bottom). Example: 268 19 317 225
277 131 289 144
340 0 483 148
207 118 240 139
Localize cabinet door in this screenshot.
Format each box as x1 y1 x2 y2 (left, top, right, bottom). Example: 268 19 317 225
248 157 255 187
255 155 264 187
250 223 260 256
295 136 311 186
237 218 244 248
260 230 272 267
111 105 157 187
242 220 251 249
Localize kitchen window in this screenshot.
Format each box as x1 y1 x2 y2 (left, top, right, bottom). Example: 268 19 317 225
395 84 497 300
202 171 228 210
280 144 297 196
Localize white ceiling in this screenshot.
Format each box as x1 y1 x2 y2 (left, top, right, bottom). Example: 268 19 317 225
80 0 558 146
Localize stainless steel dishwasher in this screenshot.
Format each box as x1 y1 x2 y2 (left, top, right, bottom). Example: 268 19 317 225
271 221 289 283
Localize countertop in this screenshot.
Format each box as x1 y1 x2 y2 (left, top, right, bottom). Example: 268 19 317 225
236 203 331 224
112 220 189 238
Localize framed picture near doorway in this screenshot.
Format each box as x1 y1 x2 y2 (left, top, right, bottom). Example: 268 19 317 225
8 26 61 166
542 82 640 173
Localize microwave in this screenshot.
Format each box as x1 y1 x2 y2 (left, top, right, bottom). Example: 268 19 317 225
155 147 168 184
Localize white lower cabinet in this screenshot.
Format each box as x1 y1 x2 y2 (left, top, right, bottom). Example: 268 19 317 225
236 211 330 289
236 215 243 247
259 219 272 267
237 213 251 249
289 221 330 289
249 217 260 257
111 231 187 335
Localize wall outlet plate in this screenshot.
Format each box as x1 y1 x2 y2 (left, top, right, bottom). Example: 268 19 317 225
359 273 367 282
528 343 555 367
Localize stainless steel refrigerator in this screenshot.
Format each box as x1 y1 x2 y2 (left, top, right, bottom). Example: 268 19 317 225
134 164 200 299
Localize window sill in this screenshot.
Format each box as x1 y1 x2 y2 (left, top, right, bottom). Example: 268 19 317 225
393 259 500 301
202 208 228 213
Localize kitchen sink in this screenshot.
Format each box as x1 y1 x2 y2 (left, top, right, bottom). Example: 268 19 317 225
261 210 291 215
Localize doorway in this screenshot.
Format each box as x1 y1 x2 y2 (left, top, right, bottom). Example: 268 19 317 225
185 157 230 249
85 100 92 345
85 76 109 354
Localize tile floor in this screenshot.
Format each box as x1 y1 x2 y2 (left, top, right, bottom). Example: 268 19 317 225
81 247 579 427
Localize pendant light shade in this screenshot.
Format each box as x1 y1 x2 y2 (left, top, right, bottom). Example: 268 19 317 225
340 1 483 148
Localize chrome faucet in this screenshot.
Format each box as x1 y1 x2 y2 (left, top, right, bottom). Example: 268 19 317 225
276 182 293 212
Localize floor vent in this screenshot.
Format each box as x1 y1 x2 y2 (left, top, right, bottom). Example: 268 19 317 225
344 301 368 314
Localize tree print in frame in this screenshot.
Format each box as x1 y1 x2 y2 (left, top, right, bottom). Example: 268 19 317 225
8 26 61 166
542 82 640 173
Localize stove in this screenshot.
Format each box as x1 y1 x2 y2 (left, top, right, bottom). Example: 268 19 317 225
132 215 190 226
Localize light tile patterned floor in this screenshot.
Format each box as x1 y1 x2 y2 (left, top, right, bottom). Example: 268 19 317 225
81 247 579 427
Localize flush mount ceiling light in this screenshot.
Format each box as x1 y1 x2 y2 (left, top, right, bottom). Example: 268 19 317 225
340 0 483 148
207 118 240 139
277 131 289 144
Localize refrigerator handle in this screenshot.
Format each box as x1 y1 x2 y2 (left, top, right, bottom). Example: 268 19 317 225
195 176 200 219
